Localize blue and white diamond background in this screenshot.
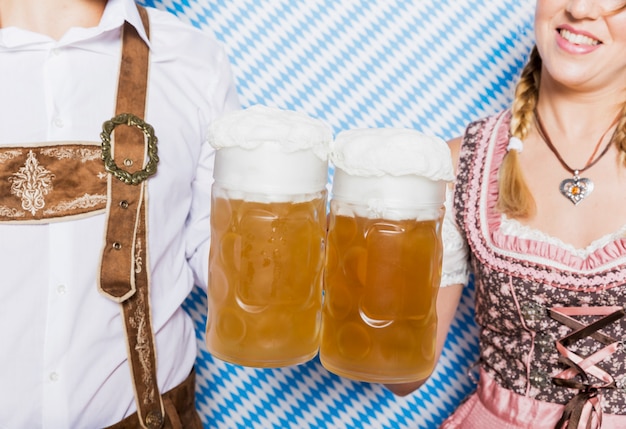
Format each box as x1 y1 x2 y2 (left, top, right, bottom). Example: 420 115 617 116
139 1 535 427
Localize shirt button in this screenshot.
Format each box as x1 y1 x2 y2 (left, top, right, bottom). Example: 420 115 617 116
51 48 61 56
49 372 60 382
53 118 65 128
56 285 67 295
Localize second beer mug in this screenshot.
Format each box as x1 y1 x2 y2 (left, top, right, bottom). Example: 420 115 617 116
320 128 454 383
206 105 332 367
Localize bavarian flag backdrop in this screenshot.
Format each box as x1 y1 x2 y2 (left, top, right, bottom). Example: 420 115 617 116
139 1 535 427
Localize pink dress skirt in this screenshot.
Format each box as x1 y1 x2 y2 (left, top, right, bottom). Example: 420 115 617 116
440 370 625 429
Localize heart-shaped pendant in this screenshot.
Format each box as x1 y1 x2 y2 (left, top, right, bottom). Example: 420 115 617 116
559 176 594 205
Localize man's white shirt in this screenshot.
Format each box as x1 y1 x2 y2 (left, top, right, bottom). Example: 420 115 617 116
0 0 239 426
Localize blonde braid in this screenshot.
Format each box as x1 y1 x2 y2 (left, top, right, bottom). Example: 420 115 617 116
495 46 541 218
614 103 626 166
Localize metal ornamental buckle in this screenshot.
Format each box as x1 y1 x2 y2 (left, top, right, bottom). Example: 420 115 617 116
100 113 159 185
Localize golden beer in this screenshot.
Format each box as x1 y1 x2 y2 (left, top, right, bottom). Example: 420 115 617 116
320 201 444 383
206 188 327 367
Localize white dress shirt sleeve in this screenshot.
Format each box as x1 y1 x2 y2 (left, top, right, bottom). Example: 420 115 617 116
184 42 241 291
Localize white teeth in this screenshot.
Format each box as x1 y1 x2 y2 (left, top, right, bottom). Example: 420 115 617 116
560 29 600 46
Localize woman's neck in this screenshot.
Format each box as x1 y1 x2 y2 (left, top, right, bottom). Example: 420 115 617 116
0 0 107 40
536 77 626 144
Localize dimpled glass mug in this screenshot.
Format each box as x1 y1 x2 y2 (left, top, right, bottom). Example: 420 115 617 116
320 128 454 383
206 105 331 367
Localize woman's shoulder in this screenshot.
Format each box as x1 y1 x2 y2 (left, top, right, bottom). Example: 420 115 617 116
447 109 510 166
447 136 462 170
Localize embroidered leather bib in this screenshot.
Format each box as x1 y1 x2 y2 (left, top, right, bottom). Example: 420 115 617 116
0 142 106 222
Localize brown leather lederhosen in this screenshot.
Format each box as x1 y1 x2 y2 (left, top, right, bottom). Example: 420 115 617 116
105 369 202 429
0 6 201 429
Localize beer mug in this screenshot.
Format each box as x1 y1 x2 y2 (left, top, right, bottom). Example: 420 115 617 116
206 105 331 367
320 128 454 383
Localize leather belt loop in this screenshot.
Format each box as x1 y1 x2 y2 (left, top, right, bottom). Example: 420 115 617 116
98 6 166 429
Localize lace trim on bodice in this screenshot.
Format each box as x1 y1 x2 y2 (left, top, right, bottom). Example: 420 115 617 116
500 215 626 260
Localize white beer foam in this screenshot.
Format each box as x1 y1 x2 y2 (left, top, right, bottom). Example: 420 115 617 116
330 128 454 217
331 128 454 181
208 105 332 199
208 105 331 160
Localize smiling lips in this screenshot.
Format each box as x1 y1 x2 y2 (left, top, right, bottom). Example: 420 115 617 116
559 28 601 46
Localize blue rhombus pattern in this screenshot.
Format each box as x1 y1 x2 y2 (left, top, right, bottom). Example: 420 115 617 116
138 1 535 427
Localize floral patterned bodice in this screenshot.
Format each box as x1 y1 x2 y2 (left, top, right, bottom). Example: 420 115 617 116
455 110 626 413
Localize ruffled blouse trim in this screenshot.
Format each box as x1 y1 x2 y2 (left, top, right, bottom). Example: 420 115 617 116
494 217 626 272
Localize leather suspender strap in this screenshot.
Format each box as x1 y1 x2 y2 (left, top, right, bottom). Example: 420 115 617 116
98 7 165 429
